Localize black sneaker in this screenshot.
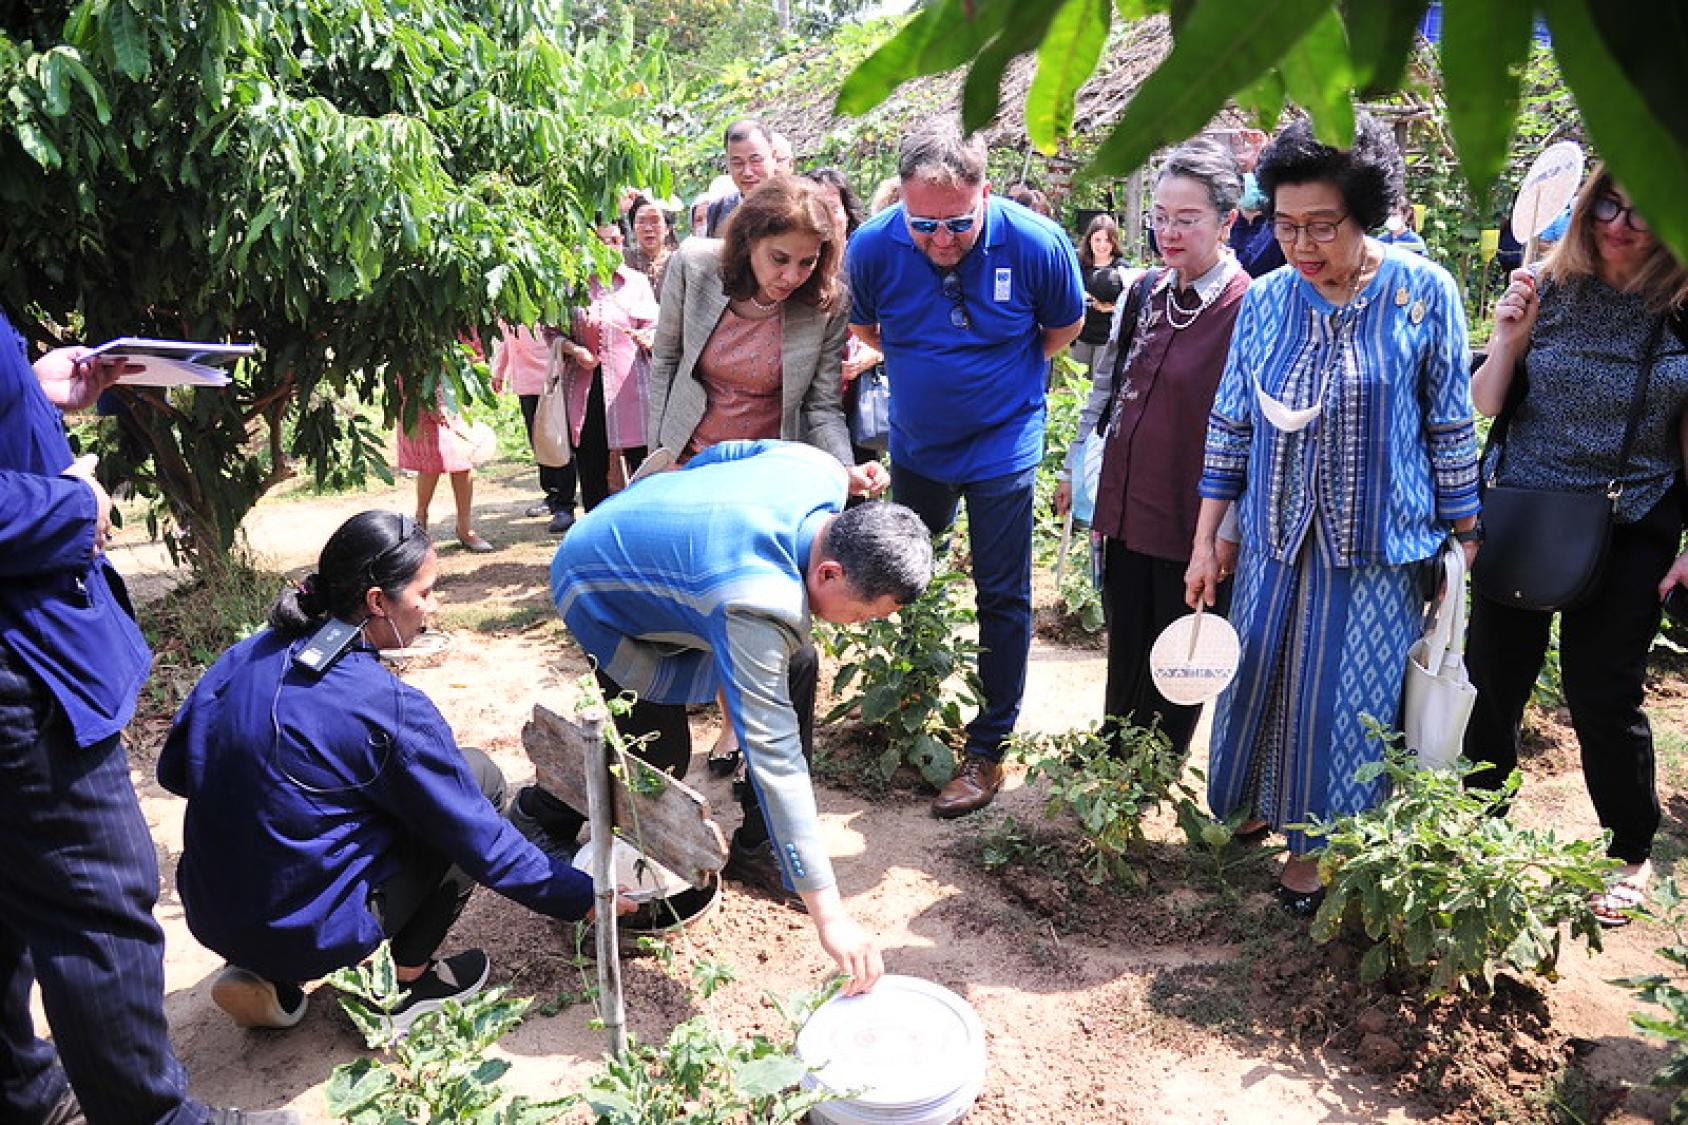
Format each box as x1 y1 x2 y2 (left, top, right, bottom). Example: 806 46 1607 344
723 835 802 908
210 966 308 1030
509 786 579 864
387 949 491 1033
524 501 552 518
206 1109 303 1124
547 510 576 535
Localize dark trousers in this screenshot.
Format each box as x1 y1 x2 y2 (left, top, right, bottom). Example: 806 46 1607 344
1100 541 1230 757
526 648 818 847
368 747 505 969
1463 490 1682 863
571 375 646 514
0 649 207 1124
518 393 577 514
893 463 1036 761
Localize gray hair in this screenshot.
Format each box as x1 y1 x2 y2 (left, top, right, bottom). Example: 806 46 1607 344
898 122 987 188
1156 137 1244 216
823 502 934 605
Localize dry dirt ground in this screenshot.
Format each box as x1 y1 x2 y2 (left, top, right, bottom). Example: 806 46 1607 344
88 459 1688 1123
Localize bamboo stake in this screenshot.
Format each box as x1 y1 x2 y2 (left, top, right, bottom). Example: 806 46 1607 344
581 709 626 1055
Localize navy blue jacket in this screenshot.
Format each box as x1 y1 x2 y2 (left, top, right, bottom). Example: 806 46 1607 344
158 629 593 981
0 311 150 746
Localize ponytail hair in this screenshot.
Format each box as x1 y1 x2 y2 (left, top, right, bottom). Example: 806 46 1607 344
269 511 433 638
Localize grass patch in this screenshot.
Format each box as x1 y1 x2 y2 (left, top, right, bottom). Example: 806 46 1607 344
139 557 285 717
1144 956 1259 1037
436 601 559 636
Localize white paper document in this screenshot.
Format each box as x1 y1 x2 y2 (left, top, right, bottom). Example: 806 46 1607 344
92 337 256 388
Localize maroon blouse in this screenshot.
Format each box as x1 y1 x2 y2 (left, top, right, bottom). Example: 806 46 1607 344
1092 270 1249 560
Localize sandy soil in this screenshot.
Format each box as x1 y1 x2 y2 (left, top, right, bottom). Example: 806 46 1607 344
89 461 1686 1123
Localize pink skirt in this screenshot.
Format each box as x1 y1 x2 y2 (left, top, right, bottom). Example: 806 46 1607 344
396 410 473 474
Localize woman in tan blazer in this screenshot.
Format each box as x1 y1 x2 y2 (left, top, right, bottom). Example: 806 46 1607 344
647 175 888 776
647 176 887 497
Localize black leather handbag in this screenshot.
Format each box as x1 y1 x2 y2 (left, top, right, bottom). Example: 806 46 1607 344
1472 318 1665 612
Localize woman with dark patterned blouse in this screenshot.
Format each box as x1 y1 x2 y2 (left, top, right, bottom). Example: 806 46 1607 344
1464 166 1688 925
1055 137 1250 760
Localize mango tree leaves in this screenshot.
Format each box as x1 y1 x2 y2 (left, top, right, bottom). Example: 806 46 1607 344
0 1 669 569
1276 4 1354 150
1542 0 1688 274
836 0 1688 269
1088 0 1339 178
1440 0 1533 203
1340 0 1429 96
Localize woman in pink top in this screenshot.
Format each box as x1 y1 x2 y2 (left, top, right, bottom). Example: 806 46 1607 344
551 224 661 514
492 324 578 530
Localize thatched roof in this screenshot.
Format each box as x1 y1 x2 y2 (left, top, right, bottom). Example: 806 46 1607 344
743 15 1247 167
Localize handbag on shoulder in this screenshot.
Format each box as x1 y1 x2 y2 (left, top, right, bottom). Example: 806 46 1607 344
1471 317 1666 611
532 338 573 469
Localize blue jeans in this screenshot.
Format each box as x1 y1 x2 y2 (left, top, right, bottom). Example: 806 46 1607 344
893 462 1036 763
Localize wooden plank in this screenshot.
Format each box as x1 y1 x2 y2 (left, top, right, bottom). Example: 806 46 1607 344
521 703 729 887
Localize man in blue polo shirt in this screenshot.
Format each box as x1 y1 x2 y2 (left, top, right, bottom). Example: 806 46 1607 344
846 122 1085 818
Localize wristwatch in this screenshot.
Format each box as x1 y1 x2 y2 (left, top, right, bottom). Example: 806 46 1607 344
1452 521 1485 545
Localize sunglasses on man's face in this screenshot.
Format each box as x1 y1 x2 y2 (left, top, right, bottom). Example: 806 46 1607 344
907 213 977 236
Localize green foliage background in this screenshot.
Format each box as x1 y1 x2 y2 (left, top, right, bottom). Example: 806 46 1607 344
0 1 667 568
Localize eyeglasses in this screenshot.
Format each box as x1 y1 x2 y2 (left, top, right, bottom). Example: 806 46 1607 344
907 212 977 236
1144 211 1212 234
940 270 969 329
1271 215 1349 244
727 152 769 173
1593 195 1649 232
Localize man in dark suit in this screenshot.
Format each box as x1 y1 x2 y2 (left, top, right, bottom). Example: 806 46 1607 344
704 118 778 237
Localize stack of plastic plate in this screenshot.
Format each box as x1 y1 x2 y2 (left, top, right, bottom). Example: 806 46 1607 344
797 975 987 1125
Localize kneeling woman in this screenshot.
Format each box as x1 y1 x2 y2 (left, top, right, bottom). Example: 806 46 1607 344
159 511 611 1032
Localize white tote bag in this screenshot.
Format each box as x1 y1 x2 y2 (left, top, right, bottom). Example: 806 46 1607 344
1403 546 1478 770
532 338 573 469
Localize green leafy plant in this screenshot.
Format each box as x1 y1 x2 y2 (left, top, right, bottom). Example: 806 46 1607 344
1611 877 1688 1122
976 812 1035 873
1303 718 1614 995
1011 718 1189 885
575 979 846 1125
820 563 983 788
1172 776 1280 894
325 943 569 1124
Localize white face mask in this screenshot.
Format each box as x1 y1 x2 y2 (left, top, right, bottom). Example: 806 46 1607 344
1255 381 1323 432
1254 296 1367 433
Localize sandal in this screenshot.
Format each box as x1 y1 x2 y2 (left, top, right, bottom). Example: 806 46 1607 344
1591 876 1648 928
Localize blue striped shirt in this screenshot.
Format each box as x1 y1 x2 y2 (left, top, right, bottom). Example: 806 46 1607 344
1200 244 1479 566
552 440 847 893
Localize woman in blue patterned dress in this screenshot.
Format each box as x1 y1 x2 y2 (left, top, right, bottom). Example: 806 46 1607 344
1184 116 1482 913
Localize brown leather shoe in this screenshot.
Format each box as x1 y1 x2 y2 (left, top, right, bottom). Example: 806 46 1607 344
931 755 1005 819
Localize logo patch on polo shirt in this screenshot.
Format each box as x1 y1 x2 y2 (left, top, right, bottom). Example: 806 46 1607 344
994 268 1012 302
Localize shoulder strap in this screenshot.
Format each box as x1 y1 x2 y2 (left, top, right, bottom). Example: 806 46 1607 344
1483 314 1666 493
1096 267 1163 438
1612 316 1667 494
